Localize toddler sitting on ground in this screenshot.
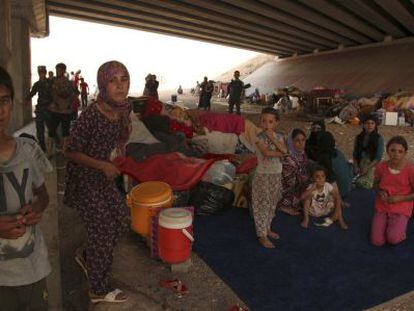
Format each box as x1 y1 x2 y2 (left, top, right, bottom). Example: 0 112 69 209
301 166 348 229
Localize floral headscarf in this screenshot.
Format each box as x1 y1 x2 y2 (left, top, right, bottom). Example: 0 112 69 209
287 128 306 159
96 60 131 155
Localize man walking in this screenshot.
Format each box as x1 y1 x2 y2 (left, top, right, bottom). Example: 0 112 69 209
27 65 52 151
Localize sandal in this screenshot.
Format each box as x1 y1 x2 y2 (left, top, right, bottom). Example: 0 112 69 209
159 279 189 297
74 249 88 279
89 289 128 303
314 217 333 227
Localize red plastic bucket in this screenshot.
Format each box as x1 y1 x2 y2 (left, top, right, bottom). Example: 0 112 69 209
158 208 194 264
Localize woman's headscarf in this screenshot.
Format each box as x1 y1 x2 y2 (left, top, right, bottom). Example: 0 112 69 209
354 113 380 162
308 120 326 143
305 120 326 161
287 128 306 159
96 60 131 155
318 131 337 157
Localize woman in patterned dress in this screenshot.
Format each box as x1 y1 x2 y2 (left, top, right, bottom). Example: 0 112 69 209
278 129 311 216
63 61 131 303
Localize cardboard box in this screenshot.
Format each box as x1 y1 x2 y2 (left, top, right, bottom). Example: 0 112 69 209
385 112 398 126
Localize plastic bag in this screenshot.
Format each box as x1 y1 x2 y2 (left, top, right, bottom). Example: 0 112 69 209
189 182 235 216
173 190 190 207
202 160 236 185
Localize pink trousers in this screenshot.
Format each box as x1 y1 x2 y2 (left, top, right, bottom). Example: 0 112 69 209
370 211 409 246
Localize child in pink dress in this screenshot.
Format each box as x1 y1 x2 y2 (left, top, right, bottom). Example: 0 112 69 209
371 136 414 246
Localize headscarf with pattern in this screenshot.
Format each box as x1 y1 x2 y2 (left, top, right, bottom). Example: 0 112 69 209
96 60 131 155
287 128 306 159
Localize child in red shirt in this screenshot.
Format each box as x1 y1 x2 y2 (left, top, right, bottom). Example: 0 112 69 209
79 78 89 108
371 136 414 246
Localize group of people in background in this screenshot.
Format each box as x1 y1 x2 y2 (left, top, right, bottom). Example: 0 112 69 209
27 63 90 156
196 70 249 115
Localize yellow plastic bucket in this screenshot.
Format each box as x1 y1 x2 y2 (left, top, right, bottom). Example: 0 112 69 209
127 181 173 237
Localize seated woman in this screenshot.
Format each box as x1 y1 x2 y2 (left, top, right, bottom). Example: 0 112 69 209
316 132 353 206
305 120 325 161
278 129 311 216
353 114 384 189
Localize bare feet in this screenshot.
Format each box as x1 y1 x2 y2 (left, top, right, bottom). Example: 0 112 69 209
300 219 309 229
258 237 275 248
280 207 300 216
338 219 348 230
268 230 280 240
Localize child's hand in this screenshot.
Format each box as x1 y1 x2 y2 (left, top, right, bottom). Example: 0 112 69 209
100 161 120 179
387 195 403 204
0 215 26 239
20 205 43 226
309 183 318 193
378 190 388 202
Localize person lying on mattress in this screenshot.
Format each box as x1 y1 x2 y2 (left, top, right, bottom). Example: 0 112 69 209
126 108 201 162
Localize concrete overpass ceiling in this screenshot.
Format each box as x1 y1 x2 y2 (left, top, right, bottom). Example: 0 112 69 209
46 0 414 58
11 0 48 37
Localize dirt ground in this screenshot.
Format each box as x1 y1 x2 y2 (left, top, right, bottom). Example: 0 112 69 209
54 92 414 311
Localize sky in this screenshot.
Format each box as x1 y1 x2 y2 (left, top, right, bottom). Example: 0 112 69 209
31 16 259 94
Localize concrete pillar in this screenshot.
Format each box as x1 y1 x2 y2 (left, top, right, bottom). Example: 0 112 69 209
10 14 32 133
0 0 12 71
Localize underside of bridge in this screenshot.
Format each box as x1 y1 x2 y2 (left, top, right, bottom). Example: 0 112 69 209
46 0 414 57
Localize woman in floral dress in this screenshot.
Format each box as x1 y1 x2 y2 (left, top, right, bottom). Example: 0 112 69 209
64 61 131 303
278 129 311 216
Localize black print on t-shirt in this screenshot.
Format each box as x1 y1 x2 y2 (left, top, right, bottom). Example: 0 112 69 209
0 168 29 213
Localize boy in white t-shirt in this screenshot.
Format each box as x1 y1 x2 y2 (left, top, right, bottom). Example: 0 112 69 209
0 66 52 310
301 166 348 229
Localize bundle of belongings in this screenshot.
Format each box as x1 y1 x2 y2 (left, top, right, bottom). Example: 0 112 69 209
327 91 414 126
117 96 259 215
336 96 381 123
381 91 414 125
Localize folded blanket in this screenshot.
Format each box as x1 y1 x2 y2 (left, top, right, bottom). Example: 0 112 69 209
126 140 201 162
115 152 216 191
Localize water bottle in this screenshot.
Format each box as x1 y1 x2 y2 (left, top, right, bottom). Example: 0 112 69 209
398 112 406 126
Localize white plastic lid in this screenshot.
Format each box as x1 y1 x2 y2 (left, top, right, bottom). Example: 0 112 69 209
158 208 193 229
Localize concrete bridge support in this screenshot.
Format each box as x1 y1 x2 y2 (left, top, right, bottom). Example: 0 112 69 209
0 0 48 133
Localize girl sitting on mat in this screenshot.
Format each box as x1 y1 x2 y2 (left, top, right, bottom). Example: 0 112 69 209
353 114 384 189
301 166 348 229
252 107 287 248
371 136 414 246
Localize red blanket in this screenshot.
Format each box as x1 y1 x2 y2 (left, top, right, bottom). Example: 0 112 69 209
199 112 245 134
114 152 216 191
